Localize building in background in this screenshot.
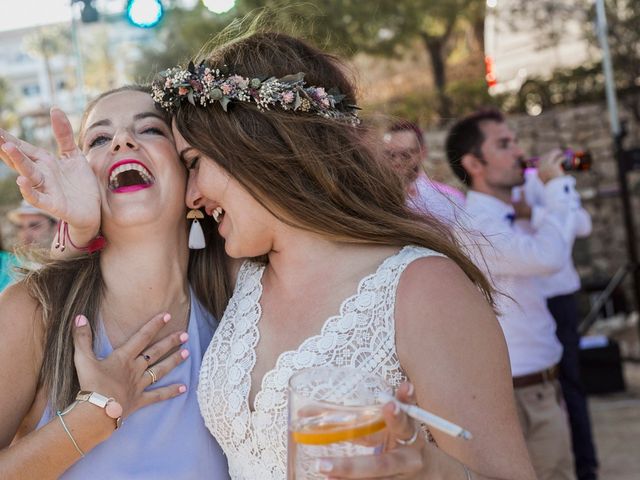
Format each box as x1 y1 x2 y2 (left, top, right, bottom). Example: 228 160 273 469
484 0 599 113
0 11 156 164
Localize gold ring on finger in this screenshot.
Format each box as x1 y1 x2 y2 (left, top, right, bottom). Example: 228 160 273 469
145 368 158 385
396 424 420 446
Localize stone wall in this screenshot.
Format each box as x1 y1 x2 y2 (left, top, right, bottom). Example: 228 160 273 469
422 98 640 311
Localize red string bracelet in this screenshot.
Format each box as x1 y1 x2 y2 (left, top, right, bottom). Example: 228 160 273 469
55 221 106 254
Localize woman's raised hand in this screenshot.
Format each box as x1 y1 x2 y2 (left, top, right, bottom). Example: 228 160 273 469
72 312 190 419
0 108 101 235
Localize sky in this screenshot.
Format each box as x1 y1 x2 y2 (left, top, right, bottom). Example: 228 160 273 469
0 0 201 32
0 0 73 32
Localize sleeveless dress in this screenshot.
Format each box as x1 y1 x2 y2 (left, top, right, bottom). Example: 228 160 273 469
198 246 443 479
36 292 229 479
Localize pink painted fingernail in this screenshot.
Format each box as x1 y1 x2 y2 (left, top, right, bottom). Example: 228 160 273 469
407 383 415 396
163 314 171 323
75 315 87 327
180 349 190 359
393 401 401 416
314 459 333 473
179 332 189 343
178 385 187 394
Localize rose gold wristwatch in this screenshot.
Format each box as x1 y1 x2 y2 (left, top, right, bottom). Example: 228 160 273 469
76 391 123 429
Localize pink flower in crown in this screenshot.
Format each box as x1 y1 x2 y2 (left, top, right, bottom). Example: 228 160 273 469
204 73 214 84
229 75 249 89
178 87 189 96
221 83 233 95
281 91 295 104
190 79 204 92
314 87 331 108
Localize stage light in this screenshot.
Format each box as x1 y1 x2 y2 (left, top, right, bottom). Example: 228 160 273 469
126 0 164 28
203 0 235 14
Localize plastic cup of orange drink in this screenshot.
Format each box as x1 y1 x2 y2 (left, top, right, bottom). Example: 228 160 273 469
287 367 392 479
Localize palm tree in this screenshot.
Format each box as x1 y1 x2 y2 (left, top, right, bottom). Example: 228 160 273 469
24 26 72 104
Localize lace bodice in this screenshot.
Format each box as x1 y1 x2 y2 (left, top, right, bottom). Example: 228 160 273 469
198 246 443 480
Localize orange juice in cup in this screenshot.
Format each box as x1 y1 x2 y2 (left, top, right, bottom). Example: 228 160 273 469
287 367 391 479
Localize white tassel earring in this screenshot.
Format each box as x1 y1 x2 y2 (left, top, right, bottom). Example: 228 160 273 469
187 209 206 249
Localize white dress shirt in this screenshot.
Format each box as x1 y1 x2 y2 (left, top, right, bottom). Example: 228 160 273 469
514 169 592 297
407 173 466 225
461 177 577 376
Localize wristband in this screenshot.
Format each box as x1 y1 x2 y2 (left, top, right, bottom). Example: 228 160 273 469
55 221 106 253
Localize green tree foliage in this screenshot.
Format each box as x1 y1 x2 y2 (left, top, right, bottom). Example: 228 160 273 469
238 0 486 119
131 1 489 125
132 3 235 82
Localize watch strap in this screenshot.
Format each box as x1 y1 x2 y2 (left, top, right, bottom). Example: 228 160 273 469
76 390 109 408
76 390 123 429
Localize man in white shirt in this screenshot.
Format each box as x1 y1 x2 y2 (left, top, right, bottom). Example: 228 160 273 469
382 121 464 224
446 109 577 480
514 169 598 480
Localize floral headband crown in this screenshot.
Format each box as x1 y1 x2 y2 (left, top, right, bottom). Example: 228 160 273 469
151 62 361 126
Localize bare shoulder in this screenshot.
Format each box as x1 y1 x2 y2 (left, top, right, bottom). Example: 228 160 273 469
0 282 45 446
393 256 533 478
0 281 43 335
0 281 45 378
394 253 508 396
395 255 496 330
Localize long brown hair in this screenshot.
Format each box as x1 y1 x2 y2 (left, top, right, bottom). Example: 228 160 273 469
172 32 495 307
23 86 231 411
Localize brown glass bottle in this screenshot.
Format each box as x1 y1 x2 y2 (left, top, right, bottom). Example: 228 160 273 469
525 149 592 172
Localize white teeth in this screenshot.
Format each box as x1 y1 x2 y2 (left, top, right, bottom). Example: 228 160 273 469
212 207 224 223
108 162 154 189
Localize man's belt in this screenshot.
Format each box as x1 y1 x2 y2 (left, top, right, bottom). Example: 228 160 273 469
513 365 559 389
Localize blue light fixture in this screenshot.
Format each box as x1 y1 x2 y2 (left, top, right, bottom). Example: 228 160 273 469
126 0 164 28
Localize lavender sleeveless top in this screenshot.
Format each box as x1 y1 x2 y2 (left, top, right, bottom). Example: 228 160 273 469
36 291 229 479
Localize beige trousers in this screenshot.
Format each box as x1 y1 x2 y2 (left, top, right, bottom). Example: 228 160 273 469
514 380 576 480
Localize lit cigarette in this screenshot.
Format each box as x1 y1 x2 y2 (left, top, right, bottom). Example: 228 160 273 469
377 392 473 440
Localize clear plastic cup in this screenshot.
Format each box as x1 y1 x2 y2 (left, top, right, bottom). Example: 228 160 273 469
287 367 392 479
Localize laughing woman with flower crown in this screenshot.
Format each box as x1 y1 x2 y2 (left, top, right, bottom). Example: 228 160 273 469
154 32 535 480
0 87 230 478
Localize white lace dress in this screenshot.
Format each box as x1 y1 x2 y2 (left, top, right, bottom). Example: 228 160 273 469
198 246 442 479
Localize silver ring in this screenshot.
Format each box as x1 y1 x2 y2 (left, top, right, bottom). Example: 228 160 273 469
396 424 420 446
145 368 158 385
32 177 45 190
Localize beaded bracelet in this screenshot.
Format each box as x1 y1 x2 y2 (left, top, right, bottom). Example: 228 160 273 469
55 221 106 253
